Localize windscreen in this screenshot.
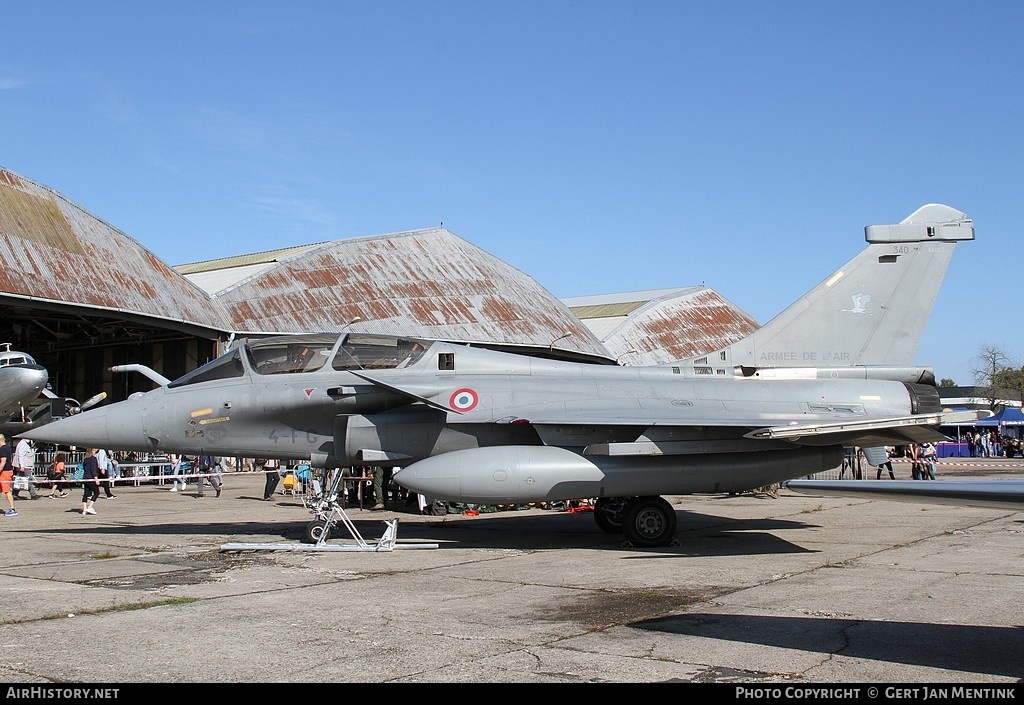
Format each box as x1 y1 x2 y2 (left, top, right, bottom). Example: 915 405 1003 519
332 334 429 371
247 334 342 375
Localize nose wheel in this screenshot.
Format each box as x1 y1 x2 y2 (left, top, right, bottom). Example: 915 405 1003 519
304 519 331 545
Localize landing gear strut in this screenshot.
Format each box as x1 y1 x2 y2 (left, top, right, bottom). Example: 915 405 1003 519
593 496 630 534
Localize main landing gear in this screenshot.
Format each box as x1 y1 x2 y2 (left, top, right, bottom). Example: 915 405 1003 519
593 495 679 548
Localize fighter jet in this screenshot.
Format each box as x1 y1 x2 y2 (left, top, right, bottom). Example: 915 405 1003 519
22 204 980 546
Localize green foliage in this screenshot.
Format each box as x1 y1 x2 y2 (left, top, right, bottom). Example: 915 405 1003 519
993 366 1024 405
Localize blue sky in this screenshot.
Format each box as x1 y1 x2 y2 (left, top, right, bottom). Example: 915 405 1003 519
3 1 1021 385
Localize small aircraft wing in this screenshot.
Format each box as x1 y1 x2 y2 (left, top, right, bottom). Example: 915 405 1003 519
535 405 980 455
742 412 953 448
783 479 1024 512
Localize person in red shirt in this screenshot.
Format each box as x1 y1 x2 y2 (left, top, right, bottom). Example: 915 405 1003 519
0 434 17 516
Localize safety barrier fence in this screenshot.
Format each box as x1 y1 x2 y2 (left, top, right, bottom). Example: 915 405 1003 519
18 457 314 488
808 456 1024 481
13 455 1023 495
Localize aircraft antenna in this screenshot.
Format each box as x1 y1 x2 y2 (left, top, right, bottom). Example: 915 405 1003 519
549 332 572 352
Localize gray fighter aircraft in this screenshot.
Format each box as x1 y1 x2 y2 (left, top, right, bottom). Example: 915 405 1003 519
22 204 981 546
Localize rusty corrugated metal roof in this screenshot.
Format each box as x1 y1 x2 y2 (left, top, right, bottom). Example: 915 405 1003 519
1 165 758 368
0 166 606 357
0 167 232 335
208 228 610 357
569 287 759 366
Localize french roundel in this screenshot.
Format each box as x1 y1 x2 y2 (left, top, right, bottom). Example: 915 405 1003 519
449 388 479 412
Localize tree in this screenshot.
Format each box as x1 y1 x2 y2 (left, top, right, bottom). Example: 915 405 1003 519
938 378 957 387
971 344 1016 410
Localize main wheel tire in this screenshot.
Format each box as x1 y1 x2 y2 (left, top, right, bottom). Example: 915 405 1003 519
304 519 331 544
593 497 630 534
621 496 677 547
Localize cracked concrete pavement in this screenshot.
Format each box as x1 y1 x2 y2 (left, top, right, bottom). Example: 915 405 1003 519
1 462 1022 684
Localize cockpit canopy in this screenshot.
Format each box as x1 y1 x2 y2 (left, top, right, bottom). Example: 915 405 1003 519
167 333 431 388
0 343 36 367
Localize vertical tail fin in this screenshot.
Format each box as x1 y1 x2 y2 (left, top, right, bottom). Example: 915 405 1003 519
677 204 974 383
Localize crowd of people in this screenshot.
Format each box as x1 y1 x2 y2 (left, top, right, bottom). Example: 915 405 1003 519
0 444 222 512
849 433 1020 481
0 437 422 519
966 429 1003 458
3 430 1020 522
0 436 125 516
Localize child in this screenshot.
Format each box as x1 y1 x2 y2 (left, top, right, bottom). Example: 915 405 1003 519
46 451 70 498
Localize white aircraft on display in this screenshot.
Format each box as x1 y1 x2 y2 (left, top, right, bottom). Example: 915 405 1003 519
26 204 999 546
0 343 49 431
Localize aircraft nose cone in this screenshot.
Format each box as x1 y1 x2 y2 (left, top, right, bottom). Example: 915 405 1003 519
22 405 111 447
1 365 49 418
21 398 153 451
12 365 47 390
24 364 49 389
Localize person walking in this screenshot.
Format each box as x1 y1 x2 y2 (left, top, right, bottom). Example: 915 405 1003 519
168 453 186 492
262 457 281 501
0 433 17 516
839 446 857 479
919 441 938 480
46 451 70 498
80 448 100 516
907 443 923 480
95 448 117 499
12 436 40 500
875 447 896 480
195 454 222 498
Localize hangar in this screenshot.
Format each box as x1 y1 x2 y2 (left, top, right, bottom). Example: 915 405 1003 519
0 165 755 410
563 287 756 367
